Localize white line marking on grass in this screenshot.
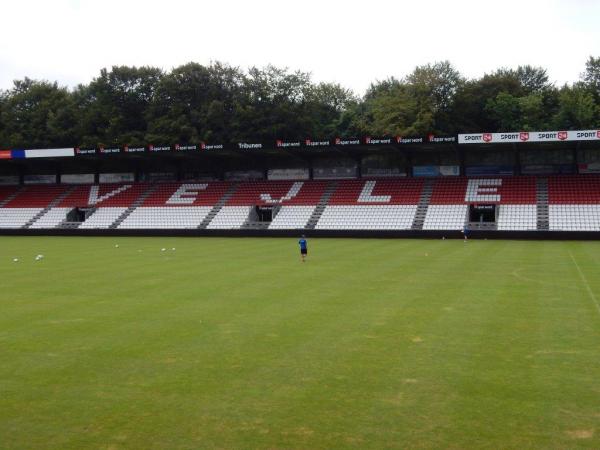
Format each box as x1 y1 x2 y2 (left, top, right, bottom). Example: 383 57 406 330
569 250 600 317
511 268 580 292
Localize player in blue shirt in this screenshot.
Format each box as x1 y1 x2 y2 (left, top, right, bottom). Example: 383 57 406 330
462 225 469 242
299 235 308 262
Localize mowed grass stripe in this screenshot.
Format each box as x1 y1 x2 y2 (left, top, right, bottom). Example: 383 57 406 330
1 237 600 449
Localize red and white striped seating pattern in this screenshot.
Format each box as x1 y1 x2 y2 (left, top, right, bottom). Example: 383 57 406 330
0 176 598 231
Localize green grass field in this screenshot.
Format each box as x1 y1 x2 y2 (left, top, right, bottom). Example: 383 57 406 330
2 237 600 449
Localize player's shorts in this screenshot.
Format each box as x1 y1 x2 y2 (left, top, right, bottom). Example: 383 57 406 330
300 248 307 255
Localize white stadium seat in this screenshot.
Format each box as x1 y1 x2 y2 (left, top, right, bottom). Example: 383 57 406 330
497 205 537 230
79 207 128 229
549 205 600 231
315 205 417 230
269 206 316 229
118 207 212 229
0 208 43 228
30 207 72 229
422 205 468 230
206 206 252 229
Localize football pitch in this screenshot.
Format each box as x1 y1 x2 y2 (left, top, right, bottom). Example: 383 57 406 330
2 236 600 449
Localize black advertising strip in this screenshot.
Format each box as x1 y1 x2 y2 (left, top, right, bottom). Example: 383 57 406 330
236 142 264 150
123 146 146 154
396 136 424 144
364 136 394 145
334 137 361 146
304 139 331 148
99 147 121 154
275 139 302 148
72 135 454 158
148 145 172 152
200 142 226 150
427 134 457 143
74 147 97 156
174 144 199 151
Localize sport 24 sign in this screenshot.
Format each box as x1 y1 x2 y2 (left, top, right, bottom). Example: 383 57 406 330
459 130 600 144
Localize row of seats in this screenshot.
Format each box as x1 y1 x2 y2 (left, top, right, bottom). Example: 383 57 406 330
328 179 423 205
227 181 327 206
30 207 71 229
0 208 42 228
2 176 600 231
143 183 231 206
422 205 468 230
430 177 537 204
497 205 538 231
315 205 417 230
206 206 252 229
4 203 600 231
548 176 600 204
3 176 600 208
119 207 212 229
79 208 127 229
549 205 600 231
269 206 316 229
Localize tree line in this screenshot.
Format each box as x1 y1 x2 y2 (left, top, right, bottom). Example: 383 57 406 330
0 58 598 149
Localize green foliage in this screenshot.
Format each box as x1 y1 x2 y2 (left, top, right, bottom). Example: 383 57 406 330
552 84 599 129
582 56 600 102
0 58 598 148
0 78 77 147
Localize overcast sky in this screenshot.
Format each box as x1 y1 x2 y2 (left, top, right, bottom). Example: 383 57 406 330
0 0 598 95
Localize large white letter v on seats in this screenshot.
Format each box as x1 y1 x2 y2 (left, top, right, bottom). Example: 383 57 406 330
358 180 391 203
465 179 501 202
166 184 208 205
260 182 304 204
88 184 132 205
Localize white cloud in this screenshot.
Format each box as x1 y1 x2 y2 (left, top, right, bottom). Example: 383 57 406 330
0 0 598 93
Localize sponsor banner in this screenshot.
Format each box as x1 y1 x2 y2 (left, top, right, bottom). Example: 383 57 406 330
123 145 146 154
363 167 407 177
459 129 600 144
267 168 310 180
521 164 575 175
304 139 331 148
174 144 199 152
99 173 135 183
396 136 424 144
61 174 95 184
200 142 225 150
24 174 57 184
439 165 460 176
0 175 19 185
275 140 302 149
364 137 394 145
11 149 26 159
313 167 358 179
237 142 263 150
413 165 440 177
196 174 219 181
148 144 171 152
472 204 495 210
99 146 121 155
465 165 514 176
579 162 600 174
224 170 264 181
74 147 97 156
427 134 457 143
334 137 361 146
0 150 11 159
141 172 177 182
25 148 74 158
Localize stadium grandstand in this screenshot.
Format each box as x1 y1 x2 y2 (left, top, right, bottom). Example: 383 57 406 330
0 129 599 237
